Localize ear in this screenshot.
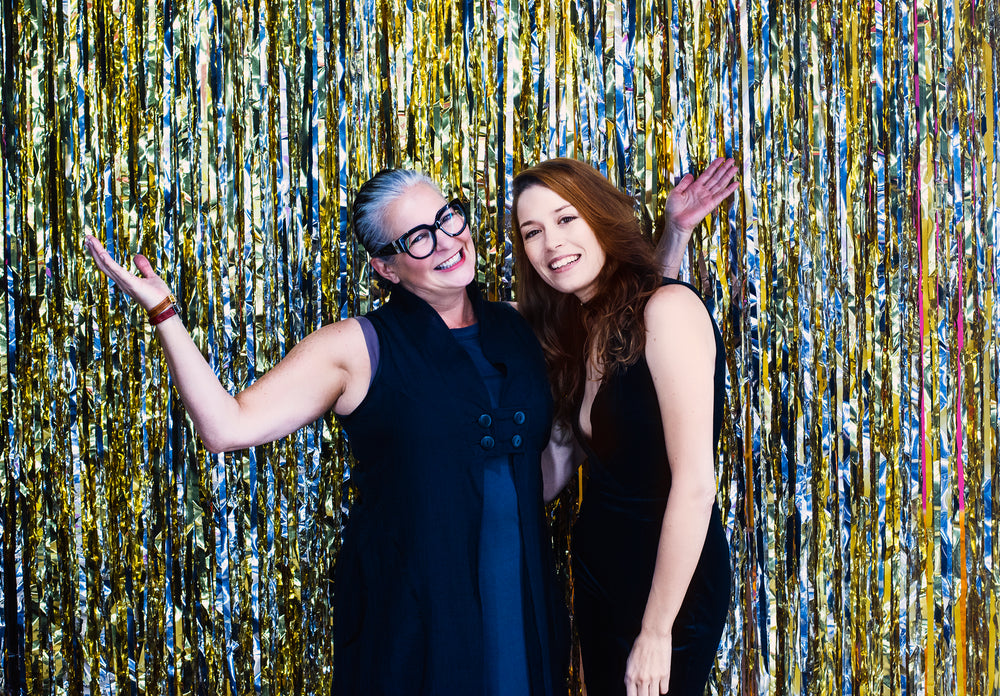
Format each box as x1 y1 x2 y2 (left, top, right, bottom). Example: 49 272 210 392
370 257 399 285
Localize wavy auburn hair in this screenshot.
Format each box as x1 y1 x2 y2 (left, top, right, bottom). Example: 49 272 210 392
511 158 663 427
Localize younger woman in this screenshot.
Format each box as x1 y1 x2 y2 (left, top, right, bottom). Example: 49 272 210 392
512 158 735 696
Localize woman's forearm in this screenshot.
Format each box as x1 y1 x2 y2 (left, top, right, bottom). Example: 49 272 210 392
639 480 716 636
151 314 246 452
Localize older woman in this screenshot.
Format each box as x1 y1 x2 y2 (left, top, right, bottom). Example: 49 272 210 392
85 161 734 695
512 158 737 696
85 169 567 695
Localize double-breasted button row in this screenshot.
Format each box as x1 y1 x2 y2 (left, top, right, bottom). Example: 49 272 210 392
477 411 528 451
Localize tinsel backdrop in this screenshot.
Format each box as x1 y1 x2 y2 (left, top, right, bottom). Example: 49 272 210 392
1 0 998 693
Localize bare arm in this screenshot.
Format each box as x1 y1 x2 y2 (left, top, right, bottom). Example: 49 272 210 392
85 235 371 453
657 157 739 279
623 285 719 696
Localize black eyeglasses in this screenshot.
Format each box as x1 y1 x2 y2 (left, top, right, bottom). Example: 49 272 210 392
374 199 468 259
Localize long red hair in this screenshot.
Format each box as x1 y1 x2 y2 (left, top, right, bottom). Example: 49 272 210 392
511 158 663 427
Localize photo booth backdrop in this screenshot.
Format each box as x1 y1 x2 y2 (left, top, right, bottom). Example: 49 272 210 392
1 0 997 693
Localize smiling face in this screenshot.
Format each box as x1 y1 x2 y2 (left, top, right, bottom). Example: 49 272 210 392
369 182 476 303
515 184 607 303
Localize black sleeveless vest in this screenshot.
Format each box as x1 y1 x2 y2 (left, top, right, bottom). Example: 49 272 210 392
332 282 567 695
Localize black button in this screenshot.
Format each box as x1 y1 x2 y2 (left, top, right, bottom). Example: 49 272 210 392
511 434 523 448
513 411 526 425
480 436 495 450
478 414 492 428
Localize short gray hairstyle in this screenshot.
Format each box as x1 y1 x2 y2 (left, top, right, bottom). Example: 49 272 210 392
353 169 440 255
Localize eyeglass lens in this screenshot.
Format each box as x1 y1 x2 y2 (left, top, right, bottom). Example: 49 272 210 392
405 203 466 259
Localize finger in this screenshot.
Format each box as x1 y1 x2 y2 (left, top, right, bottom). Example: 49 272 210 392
85 236 143 297
671 173 694 194
699 157 735 190
712 178 740 203
658 676 670 694
92 245 137 286
625 676 639 696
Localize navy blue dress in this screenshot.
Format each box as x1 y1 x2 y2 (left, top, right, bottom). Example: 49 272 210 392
332 283 568 695
572 279 731 696
451 323 531 696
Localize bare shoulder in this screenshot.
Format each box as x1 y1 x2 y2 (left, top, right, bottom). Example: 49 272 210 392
290 316 369 370
306 316 366 346
644 284 714 340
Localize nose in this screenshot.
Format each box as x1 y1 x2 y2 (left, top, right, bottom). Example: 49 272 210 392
544 227 566 250
436 226 468 253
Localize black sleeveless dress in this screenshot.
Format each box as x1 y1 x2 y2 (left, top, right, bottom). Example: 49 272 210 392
572 279 731 696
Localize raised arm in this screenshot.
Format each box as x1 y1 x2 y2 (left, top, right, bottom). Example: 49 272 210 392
657 157 739 279
623 284 719 696
84 235 371 452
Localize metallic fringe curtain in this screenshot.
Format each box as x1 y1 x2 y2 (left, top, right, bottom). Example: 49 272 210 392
1 0 997 693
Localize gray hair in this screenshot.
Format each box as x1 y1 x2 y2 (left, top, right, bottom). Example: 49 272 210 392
353 169 440 255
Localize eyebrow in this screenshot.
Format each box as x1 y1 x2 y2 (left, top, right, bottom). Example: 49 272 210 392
518 203 573 230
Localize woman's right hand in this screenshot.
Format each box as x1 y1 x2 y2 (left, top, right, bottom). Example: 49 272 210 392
84 234 372 452
84 235 174 312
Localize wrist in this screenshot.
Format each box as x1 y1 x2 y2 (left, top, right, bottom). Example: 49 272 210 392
663 218 693 240
640 618 674 639
640 603 677 638
148 293 180 325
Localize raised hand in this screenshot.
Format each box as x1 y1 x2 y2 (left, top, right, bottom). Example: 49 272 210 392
84 235 173 312
657 157 739 278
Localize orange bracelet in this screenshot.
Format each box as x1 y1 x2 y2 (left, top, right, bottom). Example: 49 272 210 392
147 295 174 318
149 305 178 326
147 294 176 321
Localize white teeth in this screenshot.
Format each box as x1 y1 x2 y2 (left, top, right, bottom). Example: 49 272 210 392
436 250 462 270
550 255 579 270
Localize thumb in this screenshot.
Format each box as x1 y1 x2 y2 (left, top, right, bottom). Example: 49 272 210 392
134 254 157 278
671 173 694 193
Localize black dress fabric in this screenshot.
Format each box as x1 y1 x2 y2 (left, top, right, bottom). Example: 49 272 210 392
572 278 731 696
332 282 569 695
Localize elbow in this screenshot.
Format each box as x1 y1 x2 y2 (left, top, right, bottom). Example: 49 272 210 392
542 480 564 504
673 476 718 511
199 434 227 454
198 430 243 454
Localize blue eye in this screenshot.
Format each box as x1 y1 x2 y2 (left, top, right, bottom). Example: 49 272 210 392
522 228 539 240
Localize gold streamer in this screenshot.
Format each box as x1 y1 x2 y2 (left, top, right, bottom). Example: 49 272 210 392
1 0 998 694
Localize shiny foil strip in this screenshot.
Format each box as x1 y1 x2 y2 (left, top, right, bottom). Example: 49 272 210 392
1 0 998 694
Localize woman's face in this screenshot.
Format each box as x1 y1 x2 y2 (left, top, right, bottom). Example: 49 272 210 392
516 184 606 303
370 182 476 300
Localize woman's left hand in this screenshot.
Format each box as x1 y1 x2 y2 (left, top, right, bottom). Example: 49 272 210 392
657 157 739 278
624 629 672 696
663 157 738 238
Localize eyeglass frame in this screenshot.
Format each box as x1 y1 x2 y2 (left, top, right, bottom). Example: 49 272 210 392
373 199 469 259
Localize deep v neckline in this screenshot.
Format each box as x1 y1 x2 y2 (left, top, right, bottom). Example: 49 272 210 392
577 360 606 443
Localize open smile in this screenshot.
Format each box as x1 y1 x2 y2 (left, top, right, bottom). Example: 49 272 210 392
549 254 580 272
435 249 465 271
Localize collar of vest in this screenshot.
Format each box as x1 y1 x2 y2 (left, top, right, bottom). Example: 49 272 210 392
383 282 519 363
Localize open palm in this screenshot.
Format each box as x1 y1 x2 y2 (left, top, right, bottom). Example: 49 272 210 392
84 235 173 312
664 157 739 237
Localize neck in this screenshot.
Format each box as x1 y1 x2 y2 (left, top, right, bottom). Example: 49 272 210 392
406 284 477 329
